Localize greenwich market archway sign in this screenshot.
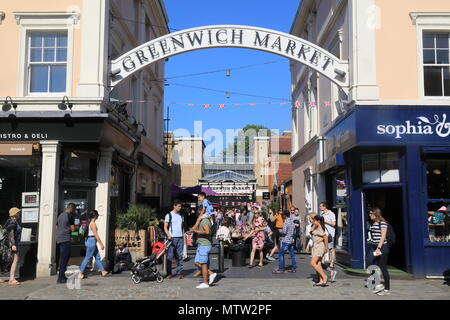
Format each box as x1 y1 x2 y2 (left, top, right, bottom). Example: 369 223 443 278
109 25 349 88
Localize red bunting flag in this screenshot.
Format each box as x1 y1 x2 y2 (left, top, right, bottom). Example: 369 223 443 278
309 102 316 107
233 104 241 106
249 103 257 106
294 101 301 108
203 104 211 109
187 104 195 106
324 101 331 106
218 104 226 109
279 102 287 105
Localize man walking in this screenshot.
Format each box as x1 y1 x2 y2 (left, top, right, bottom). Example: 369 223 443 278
320 202 337 282
192 210 216 289
272 211 297 273
164 200 185 279
56 203 76 284
292 208 302 252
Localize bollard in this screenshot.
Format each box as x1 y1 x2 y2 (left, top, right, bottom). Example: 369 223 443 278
218 240 225 273
65 265 81 290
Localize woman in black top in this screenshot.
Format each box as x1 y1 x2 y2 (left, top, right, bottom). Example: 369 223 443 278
367 207 390 296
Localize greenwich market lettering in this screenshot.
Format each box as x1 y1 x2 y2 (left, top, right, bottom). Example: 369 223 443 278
110 25 348 88
376 114 450 139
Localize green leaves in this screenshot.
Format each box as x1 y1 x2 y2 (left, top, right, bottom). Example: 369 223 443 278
116 204 161 231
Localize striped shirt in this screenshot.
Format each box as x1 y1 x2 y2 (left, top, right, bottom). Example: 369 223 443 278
370 221 388 245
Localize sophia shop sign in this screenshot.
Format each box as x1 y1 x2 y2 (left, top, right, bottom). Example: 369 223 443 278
110 25 348 88
376 114 450 139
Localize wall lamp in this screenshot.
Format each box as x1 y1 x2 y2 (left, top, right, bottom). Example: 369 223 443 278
58 96 73 112
2 96 18 113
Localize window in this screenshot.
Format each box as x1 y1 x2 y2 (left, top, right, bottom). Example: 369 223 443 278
362 152 400 183
28 32 67 93
425 155 450 243
423 32 450 96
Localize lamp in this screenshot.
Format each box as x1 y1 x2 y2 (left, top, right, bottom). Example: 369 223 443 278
58 96 73 112
2 96 18 113
115 102 128 116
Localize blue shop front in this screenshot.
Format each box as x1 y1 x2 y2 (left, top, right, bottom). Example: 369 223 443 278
320 105 450 278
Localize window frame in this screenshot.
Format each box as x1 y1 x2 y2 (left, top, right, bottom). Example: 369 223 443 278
14 12 78 97
411 12 450 100
27 32 68 94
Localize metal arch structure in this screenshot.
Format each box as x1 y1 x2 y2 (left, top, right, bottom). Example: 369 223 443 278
109 25 349 89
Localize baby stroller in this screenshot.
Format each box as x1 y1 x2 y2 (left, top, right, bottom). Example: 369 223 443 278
131 239 172 284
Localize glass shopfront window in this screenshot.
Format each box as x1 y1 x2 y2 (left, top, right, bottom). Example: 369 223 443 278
425 155 450 243
362 152 400 183
332 171 349 251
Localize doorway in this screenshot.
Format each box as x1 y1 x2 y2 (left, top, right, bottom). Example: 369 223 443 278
364 187 407 271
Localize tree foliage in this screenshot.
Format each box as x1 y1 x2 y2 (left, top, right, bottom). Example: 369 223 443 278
223 124 271 157
116 204 160 231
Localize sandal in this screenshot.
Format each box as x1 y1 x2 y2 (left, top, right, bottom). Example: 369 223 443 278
248 264 256 269
272 269 285 274
8 280 21 285
101 271 110 277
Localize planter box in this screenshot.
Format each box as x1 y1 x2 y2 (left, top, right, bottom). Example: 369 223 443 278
114 229 149 263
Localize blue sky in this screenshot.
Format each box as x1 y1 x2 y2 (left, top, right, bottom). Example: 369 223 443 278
163 0 300 148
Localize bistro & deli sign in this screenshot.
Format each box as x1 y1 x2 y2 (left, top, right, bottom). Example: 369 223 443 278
110 25 348 88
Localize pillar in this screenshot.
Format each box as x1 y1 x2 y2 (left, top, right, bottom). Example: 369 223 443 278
95 147 113 260
36 141 61 277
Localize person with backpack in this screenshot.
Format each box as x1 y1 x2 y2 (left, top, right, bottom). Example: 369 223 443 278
78 210 109 279
367 207 392 296
1 208 22 285
164 200 185 279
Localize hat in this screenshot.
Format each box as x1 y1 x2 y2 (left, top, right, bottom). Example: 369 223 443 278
9 207 21 217
437 206 447 212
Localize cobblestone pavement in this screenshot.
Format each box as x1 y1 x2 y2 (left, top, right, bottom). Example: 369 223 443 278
0 250 449 300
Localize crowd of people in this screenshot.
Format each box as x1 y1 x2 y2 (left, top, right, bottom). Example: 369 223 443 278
0 194 391 295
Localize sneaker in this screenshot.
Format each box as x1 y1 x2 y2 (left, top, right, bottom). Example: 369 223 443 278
372 284 385 294
209 273 217 285
166 274 173 279
266 255 275 261
330 270 338 282
377 289 390 296
196 283 210 289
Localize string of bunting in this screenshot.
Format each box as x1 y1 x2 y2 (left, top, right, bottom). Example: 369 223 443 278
122 100 333 109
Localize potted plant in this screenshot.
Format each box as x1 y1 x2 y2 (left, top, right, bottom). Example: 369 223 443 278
115 204 161 261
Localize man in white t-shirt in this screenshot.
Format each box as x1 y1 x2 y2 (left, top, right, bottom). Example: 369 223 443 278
319 202 337 282
164 200 185 279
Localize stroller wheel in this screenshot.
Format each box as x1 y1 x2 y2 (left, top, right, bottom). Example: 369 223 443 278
132 275 141 284
156 275 164 283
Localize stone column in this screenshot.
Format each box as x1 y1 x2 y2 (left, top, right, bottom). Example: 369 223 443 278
95 147 114 260
36 141 61 277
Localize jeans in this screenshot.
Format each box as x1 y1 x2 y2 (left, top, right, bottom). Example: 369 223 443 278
79 237 104 273
367 244 390 290
278 242 296 271
57 241 71 281
167 237 184 276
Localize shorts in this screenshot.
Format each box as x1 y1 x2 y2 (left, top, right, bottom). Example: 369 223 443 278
195 245 212 264
328 236 334 249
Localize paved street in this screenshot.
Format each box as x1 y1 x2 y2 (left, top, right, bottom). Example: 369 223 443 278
1 248 449 300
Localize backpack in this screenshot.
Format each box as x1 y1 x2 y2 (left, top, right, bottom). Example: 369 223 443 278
78 211 90 239
385 223 396 246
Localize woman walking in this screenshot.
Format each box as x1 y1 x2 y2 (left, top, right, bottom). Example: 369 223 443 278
79 210 109 279
245 210 268 268
310 215 328 287
367 207 390 296
1 208 22 285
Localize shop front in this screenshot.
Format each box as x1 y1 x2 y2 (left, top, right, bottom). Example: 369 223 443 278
0 116 137 277
320 105 450 278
